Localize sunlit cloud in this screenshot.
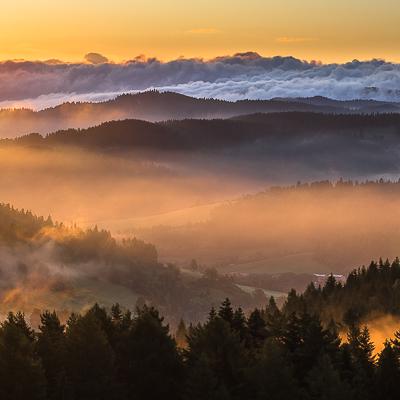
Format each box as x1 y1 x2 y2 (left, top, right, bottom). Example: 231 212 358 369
84 52 109 64
0 54 400 110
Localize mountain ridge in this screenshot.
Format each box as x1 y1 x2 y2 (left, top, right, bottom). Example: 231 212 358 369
4 111 400 153
1 91 400 138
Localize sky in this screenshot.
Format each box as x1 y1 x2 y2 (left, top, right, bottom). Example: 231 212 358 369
1 0 399 63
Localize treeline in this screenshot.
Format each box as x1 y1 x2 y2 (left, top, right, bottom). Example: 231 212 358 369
284 258 400 325
0 203 54 244
139 178 400 272
1 298 400 400
269 178 400 193
2 110 400 152
0 203 157 264
0 203 259 321
2 90 399 139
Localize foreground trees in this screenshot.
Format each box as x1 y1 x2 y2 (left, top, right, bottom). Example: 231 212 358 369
0 312 46 400
0 297 400 400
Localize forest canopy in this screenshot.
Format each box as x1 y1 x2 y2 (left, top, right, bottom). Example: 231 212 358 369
1 293 400 400
0 203 261 324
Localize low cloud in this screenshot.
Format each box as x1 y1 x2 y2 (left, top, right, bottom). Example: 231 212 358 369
0 54 399 109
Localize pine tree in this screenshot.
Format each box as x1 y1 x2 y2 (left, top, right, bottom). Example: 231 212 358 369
232 307 247 341
291 313 341 383
185 315 247 400
208 306 217 321
283 289 305 315
306 354 352 400
65 312 115 400
218 298 234 325
118 306 183 400
348 325 375 368
36 311 67 400
323 274 337 297
0 312 46 400
347 325 375 400
375 341 400 400
282 312 302 354
265 296 284 338
246 338 299 400
247 308 267 348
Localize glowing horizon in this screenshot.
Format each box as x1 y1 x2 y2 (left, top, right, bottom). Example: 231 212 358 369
1 0 399 64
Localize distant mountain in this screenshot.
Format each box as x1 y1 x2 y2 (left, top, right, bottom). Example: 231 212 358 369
3 111 400 188
5 111 400 154
1 91 400 138
274 95 400 113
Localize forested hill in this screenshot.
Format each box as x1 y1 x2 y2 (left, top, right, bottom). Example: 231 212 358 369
3 205 400 400
284 257 400 325
2 286 400 400
136 180 400 273
0 203 261 322
0 202 157 265
1 90 400 138
3 111 400 152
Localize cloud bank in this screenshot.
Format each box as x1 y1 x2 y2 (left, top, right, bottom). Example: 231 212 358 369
0 52 400 109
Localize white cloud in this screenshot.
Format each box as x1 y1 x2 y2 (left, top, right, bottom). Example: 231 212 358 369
0 54 399 110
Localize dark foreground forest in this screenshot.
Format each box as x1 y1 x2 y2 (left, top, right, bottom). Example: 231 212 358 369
3 260 400 400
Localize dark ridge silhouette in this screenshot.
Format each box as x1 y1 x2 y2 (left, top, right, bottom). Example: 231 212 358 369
3 111 400 152
1 90 400 138
3 269 400 400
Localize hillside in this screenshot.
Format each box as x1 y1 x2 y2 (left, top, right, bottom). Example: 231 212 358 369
283 257 400 329
4 111 400 183
134 180 400 274
0 203 263 323
4 111 400 152
1 91 400 138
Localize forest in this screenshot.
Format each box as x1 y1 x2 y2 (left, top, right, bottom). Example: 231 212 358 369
3 0 400 398
1 84 400 400
2 281 400 400
0 203 262 324
5 194 400 400
4 110 400 153
1 91 400 139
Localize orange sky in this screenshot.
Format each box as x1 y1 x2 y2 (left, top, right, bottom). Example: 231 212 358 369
0 0 399 63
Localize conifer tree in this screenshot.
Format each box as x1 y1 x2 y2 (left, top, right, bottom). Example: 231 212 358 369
36 311 67 400
64 312 115 400
375 341 400 400
306 354 352 400
218 298 234 325
0 312 46 400
118 306 183 400
247 308 267 348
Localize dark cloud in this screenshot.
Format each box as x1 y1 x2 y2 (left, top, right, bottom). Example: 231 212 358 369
0 54 399 109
